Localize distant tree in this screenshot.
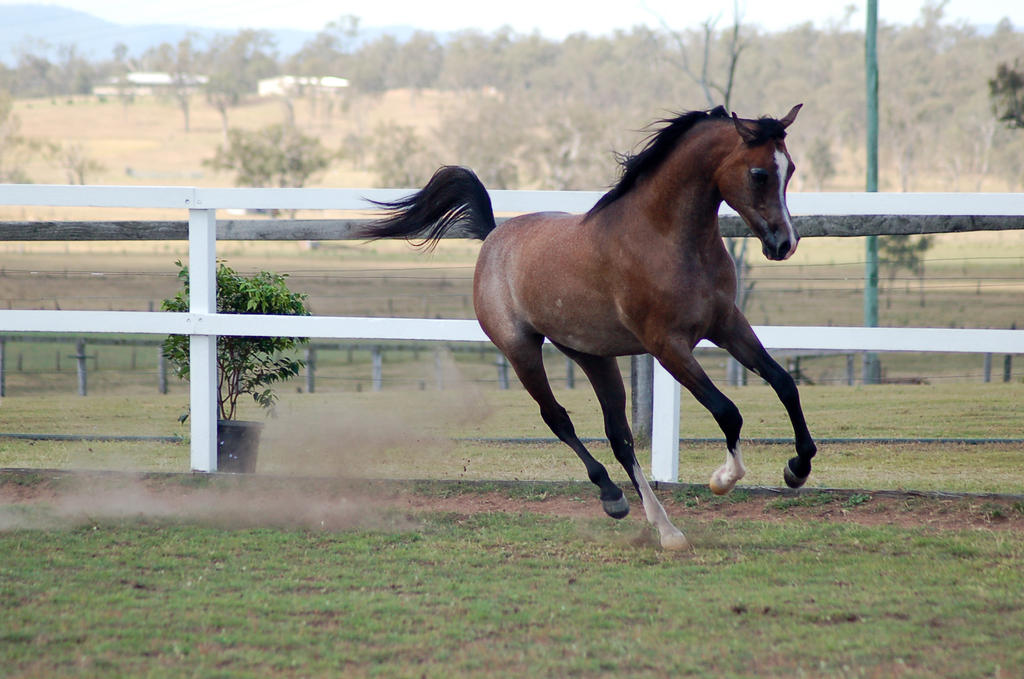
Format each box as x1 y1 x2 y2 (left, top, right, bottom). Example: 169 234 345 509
879 4 968 192
434 93 526 189
0 93 36 182
439 28 517 90
145 35 204 132
989 60 1024 129
56 44 94 95
879 235 933 308
805 136 836 190
12 45 59 98
527 102 613 190
54 142 105 184
658 3 748 109
205 123 333 190
205 30 278 139
112 42 129 65
394 32 444 92
367 122 436 187
108 42 134 104
286 15 359 77
279 16 359 123
348 35 400 92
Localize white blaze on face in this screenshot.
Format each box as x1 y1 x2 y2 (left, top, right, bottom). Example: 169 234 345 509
774 148 799 259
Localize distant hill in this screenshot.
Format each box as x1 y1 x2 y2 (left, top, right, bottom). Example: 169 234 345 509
0 4 418 65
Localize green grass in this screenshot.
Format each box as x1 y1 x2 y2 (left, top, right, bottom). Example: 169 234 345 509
1 498 1022 678
2 383 1024 493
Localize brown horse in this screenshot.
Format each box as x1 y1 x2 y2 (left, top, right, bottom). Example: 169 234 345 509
362 105 815 550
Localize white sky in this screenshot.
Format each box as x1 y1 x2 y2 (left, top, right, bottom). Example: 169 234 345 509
3 0 1022 36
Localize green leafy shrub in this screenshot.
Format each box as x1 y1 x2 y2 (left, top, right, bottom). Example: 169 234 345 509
162 260 310 421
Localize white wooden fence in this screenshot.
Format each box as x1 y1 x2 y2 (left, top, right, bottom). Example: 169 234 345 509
1 185 1023 481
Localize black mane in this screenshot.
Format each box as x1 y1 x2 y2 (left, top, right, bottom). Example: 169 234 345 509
586 106 787 218
587 107 729 217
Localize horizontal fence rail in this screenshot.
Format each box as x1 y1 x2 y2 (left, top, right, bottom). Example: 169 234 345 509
2 214 1022 241
2 184 1023 479
2 190 1023 241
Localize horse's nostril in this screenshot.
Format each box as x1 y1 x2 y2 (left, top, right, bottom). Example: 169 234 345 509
774 238 790 259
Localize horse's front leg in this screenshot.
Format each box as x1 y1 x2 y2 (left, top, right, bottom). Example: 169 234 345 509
710 310 817 488
652 340 748 496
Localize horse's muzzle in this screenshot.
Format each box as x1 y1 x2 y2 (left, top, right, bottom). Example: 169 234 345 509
761 232 797 261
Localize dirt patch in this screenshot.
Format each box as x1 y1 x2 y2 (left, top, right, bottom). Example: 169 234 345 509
659 491 1024 532
394 486 1024 533
1 470 1022 534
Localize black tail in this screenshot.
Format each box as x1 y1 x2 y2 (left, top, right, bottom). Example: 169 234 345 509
362 166 497 251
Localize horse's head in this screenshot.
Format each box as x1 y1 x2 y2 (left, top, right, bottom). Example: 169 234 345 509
715 104 802 261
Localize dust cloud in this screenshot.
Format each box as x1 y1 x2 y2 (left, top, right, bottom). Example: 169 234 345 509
0 474 419 533
258 349 493 478
0 352 495 531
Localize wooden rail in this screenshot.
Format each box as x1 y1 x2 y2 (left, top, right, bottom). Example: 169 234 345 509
1 214 1021 241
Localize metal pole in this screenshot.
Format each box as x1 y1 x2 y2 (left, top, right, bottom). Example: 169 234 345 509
496 353 510 390
631 354 654 448
305 346 316 394
158 346 167 394
1007 323 1017 382
75 338 87 396
863 0 881 385
372 346 383 391
435 348 444 390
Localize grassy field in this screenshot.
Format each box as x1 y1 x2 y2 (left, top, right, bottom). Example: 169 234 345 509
2 382 1023 494
2 472 1023 678
8 90 448 205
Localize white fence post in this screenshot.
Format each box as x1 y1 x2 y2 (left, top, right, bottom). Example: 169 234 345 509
188 207 218 472
650 361 681 482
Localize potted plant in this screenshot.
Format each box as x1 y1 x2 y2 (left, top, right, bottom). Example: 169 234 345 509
162 260 310 472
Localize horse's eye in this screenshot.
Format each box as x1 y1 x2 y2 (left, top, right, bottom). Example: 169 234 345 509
750 168 770 186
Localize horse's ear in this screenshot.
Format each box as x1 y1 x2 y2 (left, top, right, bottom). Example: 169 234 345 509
779 104 803 129
731 112 760 144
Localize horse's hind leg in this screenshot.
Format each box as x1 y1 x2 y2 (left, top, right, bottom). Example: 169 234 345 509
499 334 630 519
560 347 689 550
711 312 817 488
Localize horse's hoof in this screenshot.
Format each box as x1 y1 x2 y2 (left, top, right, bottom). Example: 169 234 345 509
660 532 691 551
602 495 630 519
709 470 735 496
783 458 809 489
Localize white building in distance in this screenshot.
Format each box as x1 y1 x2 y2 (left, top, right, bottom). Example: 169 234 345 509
257 75 350 97
93 72 209 97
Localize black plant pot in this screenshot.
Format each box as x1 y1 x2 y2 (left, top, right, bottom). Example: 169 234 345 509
217 420 264 473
